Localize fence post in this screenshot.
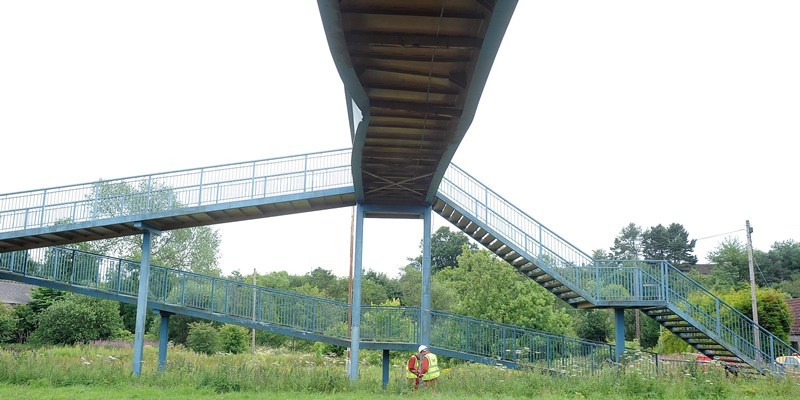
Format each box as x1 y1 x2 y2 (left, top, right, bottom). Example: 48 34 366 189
303 154 308 191
210 278 216 312
198 168 204 206
39 189 47 227
251 161 256 199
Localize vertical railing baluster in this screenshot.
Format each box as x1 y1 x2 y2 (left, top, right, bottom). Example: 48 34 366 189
39 189 47 227
251 161 256 199
198 168 204 206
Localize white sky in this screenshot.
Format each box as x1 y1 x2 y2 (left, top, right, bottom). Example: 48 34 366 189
1 1 798 278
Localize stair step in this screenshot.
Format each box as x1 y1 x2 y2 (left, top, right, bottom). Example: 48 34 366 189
551 286 572 295
643 307 671 314
495 245 512 257
472 227 488 241
432 199 446 213
441 204 455 219
448 210 463 224
511 258 529 268
504 251 521 261
535 275 554 284
543 280 563 289
519 263 536 272
574 301 595 309
560 292 582 300
456 216 471 229
480 234 496 246
464 222 479 235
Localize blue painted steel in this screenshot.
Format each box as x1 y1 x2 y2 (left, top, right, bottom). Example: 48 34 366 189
420 206 432 347
615 309 625 362
349 204 365 380
382 349 389 390
132 228 153 376
158 311 170 371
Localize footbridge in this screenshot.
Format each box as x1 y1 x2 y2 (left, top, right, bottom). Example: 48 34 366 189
0 0 795 381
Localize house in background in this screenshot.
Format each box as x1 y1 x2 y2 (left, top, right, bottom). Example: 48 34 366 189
788 298 800 351
0 280 32 306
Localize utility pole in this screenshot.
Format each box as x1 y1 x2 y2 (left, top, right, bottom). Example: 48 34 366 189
746 220 760 354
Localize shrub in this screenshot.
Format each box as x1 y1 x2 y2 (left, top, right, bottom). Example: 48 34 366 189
219 324 249 354
186 322 221 355
0 304 18 343
28 294 123 345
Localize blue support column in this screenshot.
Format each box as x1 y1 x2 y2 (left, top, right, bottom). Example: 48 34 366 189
158 310 170 371
349 204 365 380
132 228 154 376
615 308 625 363
382 349 390 390
420 206 432 346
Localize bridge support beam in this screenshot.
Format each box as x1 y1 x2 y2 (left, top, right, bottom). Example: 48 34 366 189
420 206 432 347
382 349 390 390
133 227 158 376
349 204 365 380
615 308 625 363
158 310 171 371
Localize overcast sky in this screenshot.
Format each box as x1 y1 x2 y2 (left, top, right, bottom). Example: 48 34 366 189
1 1 798 279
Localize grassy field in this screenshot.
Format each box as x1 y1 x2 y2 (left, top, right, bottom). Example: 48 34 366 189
1 344 799 399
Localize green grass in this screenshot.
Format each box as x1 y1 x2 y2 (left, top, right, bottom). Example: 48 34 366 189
1 344 799 399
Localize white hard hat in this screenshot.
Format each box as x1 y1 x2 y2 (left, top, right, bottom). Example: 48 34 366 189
418 345 428 352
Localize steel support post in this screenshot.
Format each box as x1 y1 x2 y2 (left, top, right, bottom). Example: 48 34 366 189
615 308 625 363
382 349 390 390
132 228 153 376
348 204 365 381
158 310 170 371
421 206 432 347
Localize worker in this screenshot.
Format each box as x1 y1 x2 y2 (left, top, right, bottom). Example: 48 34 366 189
406 345 440 389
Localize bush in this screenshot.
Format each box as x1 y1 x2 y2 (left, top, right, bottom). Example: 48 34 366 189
28 294 123 345
186 322 221 355
0 304 18 343
219 325 249 354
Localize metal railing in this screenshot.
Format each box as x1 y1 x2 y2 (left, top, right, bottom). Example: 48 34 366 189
430 311 612 373
0 246 616 370
0 149 353 233
439 163 797 373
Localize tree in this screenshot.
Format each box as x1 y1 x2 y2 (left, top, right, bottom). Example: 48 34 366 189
220 324 249 354
707 237 749 282
0 304 17 343
437 248 573 334
776 274 800 298
575 309 611 342
411 227 477 273
610 223 643 260
29 294 124 345
642 223 697 271
761 240 800 284
186 321 221 355
722 287 791 341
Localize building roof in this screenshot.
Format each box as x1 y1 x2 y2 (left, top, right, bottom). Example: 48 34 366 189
787 298 800 335
694 264 714 275
0 280 32 305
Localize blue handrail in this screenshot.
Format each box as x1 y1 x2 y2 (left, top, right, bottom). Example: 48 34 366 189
0 149 353 233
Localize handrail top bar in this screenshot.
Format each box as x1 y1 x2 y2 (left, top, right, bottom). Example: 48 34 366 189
0 148 353 198
445 163 594 262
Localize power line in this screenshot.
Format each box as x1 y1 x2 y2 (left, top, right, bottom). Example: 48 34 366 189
695 228 745 242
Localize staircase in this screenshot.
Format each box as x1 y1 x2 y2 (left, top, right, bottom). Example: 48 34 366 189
435 163 797 374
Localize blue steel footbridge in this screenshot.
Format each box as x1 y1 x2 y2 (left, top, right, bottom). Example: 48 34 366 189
0 0 795 381
0 149 795 377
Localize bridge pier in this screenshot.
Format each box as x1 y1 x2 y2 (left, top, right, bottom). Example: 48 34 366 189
158 310 171 371
382 349 390 390
348 204 365 381
615 308 625 362
420 207 432 347
132 224 160 376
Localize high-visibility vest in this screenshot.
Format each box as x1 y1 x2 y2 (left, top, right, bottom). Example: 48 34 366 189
406 354 421 379
407 353 441 380
421 353 440 380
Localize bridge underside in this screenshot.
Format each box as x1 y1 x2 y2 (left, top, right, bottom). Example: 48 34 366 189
319 0 517 205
